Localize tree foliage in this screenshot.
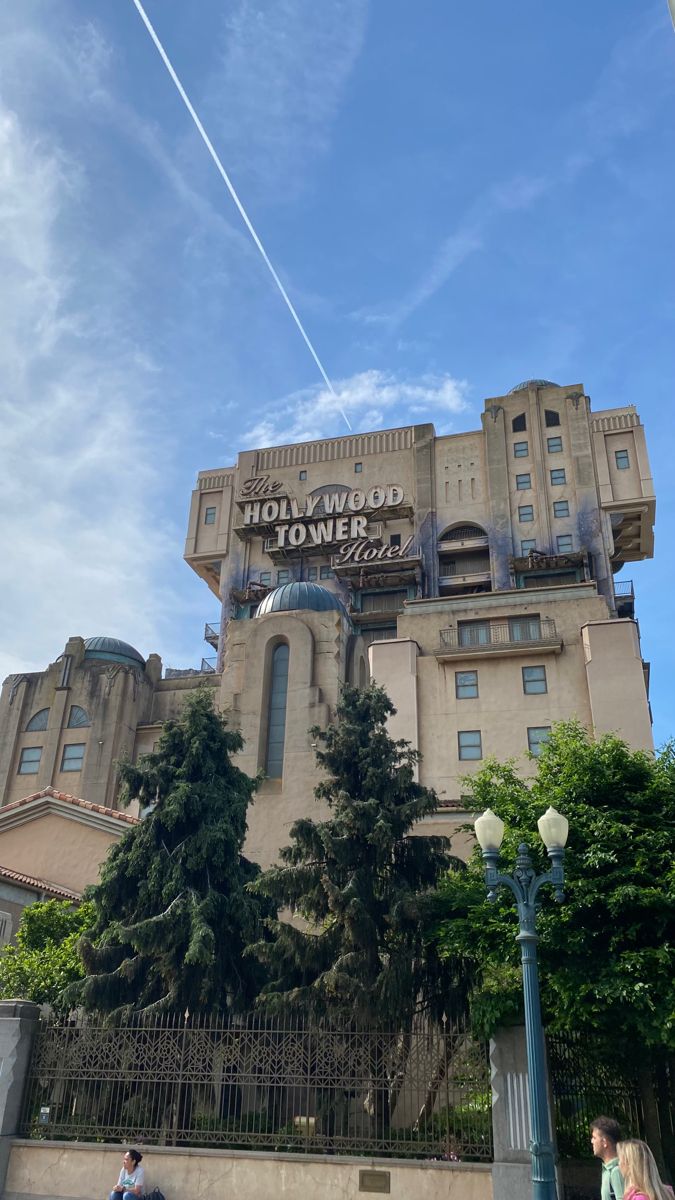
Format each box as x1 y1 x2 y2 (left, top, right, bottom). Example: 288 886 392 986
250 684 467 1026
0 899 94 1011
432 720 675 1049
70 687 272 1021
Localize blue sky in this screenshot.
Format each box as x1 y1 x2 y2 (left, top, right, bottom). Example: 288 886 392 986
0 0 673 744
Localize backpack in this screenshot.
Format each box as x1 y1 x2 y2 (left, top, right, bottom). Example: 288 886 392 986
144 1188 166 1200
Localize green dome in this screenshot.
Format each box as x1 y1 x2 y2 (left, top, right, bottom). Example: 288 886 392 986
256 582 347 617
83 637 145 668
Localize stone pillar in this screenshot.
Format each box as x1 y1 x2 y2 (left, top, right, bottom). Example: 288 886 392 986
0 1000 40 1196
490 1025 562 1200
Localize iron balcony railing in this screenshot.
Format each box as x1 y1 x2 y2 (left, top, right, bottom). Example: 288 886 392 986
613 580 634 598
204 623 220 649
438 618 560 655
20 1013 492 1162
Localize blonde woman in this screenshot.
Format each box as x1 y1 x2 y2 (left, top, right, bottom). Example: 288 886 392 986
616 1140 673 1200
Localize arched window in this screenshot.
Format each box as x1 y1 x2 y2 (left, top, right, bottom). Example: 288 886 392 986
265 643 289 779
25 709 49 732
439 524 487 543
67 705 91 728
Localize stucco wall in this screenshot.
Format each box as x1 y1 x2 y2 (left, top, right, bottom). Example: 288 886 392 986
0 815 118 895
4 1142 492 1200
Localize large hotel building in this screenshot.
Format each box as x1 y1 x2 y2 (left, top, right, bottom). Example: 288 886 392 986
0 379 656 916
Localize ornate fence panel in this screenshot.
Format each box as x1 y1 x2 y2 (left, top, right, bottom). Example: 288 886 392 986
547 1031 643 1159
19 1013 492 1161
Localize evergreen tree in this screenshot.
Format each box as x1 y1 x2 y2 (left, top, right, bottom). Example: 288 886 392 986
71 688 272 1020
251 684 465 1027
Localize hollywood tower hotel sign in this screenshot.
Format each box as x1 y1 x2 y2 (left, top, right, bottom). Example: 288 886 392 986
239 475 414 563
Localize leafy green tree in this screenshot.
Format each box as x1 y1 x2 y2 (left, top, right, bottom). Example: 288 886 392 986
251 684 466 1026
71 687 272 1021
431 720 675 1170
0 898 94 1011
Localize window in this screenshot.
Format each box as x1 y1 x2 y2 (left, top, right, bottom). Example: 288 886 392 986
521 539 536 554
0 912 10 945
512 413 527 432
458 621 489 647
390 533 401 547
547 436 563 453
354 462 363 473
18 746 42 775
265 643 289 778
518 505 534 522
557 534 573 553
25 709 49 732
553 500 569 518
455 671 478 699
299 470 307 480
307 566 318 581
320 565 333 579
458 730 482 760
509 616 541 641
528 726 551 756
277 569 290 585
513 441 529 458
67 705 90 728
259 571 272 586
516 473 531 490
615 449 630 470
550 469 566 486
544 410 560 427
522 665 547 695
204 506 217 525
61 743 85 772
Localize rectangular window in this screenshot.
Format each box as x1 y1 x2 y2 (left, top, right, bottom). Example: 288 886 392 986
521 539 536 554
307 566 318 581
18 746 42 775
61 743 85 772
277 569 290 584
547 436 563 453
455 670 478 699
389 533 401 547
204 506 217 525
354 462 363 473
557 534 573 552
523 665 547 695
0 911 11 945
458 730 482 760
615 449 630 469
509 616 541 641
320 565 332 579
518 505 534 522
545 409 561 427
516 473 531 490
259 571 271 586
458 620 490 647
513 441 529 458
299 469 307 481
528 726 551 756
550 469 566 486
553 500 569 518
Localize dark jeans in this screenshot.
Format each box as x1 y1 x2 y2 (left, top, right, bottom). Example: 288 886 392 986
110 1191 138 1200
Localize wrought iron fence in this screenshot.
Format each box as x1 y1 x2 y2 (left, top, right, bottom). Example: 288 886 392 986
20 1013 492 1161
547 1031 643 1159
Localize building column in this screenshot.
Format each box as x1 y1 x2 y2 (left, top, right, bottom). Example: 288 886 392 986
490 1025 562 1200
0 1000 40 1195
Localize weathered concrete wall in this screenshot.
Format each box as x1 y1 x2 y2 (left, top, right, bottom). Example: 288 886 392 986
4 1142 492 1200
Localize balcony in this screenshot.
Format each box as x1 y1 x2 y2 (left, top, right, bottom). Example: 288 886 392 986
436 618 562 660
204 623 220 649
614 579 635 619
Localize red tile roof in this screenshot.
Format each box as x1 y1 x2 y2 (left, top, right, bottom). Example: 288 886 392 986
0 864 80 901
2 786 139 824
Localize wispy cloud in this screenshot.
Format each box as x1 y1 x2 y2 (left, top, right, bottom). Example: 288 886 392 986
201 0 369 200
215 369 470 447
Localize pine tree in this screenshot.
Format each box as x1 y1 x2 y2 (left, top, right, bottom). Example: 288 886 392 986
72 687 272 1020
250 684 464 1027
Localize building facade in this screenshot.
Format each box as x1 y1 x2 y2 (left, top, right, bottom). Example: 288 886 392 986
0 380 656 880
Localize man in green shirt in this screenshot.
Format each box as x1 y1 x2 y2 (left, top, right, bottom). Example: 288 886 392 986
591 1116 625 1200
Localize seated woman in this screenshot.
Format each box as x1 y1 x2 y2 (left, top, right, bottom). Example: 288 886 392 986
617 1140 673 1200
109 1149 145 1200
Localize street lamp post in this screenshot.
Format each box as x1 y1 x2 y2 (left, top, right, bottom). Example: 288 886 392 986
474 806 569 1200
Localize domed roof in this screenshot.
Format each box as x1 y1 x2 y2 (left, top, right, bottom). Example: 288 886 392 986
255 582 348 618
83 636 145 668
508 379 558 393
